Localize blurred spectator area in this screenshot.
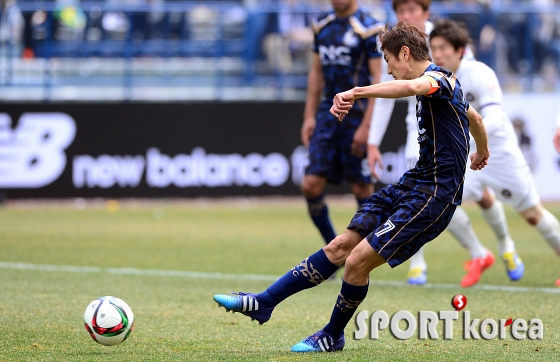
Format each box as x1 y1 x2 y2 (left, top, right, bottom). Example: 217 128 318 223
1 1 560 101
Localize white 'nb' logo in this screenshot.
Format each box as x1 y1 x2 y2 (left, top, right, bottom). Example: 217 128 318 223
0 113 76 188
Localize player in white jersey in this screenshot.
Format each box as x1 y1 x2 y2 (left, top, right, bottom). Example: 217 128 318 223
367 0 486 287
414 18 560 287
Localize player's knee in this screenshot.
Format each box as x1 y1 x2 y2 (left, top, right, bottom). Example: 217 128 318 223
477 188 494 209
301 179 322 198
521 206 543 226
324 234 353 263
344 254 360 270
477 196 493 209
344 254 369 279
325 235 351 254
525 215 540 226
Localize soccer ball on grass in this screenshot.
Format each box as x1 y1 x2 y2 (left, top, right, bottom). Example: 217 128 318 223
84 296 134 346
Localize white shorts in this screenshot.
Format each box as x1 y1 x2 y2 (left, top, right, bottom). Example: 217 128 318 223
462 148 540 212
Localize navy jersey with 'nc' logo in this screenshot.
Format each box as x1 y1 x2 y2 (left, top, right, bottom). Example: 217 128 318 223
312 8 382 117
399 64 471 205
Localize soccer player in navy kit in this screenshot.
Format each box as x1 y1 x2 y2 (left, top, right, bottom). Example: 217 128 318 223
301 0 382 246
213 22 490 353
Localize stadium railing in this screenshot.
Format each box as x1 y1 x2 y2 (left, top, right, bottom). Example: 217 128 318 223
0 1 559 101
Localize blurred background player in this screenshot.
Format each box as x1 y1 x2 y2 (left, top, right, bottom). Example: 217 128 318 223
365 0 492 287
213 21 489 353
554 110 560 154
301 0 382 246
414 18 560 287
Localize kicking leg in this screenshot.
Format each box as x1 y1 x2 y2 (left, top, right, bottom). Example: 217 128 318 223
291 187 456 352
213 229 363 324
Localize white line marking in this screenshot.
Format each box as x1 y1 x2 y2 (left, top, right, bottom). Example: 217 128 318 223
1 261 559 294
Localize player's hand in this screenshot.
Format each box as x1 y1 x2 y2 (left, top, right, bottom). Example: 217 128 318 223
469 148 490 171
351 125 368 158
553 127 560 154
329 90 355 121
367 144 383 181
301 117 316 147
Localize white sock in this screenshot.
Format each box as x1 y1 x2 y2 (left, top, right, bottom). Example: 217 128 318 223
480 200 515 255
447 207 487 259
409 246 427 271
535 209 560 255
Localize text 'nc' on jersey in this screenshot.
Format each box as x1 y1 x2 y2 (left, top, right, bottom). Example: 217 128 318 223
399 64 470 205
312 8 382 117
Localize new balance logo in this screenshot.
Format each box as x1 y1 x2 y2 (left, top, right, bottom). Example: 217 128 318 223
375 220 395 237
0 113 76 188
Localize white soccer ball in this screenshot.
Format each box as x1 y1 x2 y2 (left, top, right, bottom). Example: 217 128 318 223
84 296 134 346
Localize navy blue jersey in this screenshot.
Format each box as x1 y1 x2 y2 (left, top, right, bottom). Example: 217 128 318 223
312 8 382 117
398 64 470 205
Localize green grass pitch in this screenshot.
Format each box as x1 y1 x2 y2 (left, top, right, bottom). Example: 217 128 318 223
1 198 559 361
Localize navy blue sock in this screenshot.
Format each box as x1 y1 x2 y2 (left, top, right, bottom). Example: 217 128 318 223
323 280 369 338
356 197 368 209
306 194 336 245
257 249 339 308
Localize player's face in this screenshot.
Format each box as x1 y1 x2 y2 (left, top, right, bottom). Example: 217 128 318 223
395 1 429 31
331 0 354 13
430 36 463 72
384 50 410 80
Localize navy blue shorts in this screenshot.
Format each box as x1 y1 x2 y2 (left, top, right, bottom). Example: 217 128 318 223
305 107 371 185
347 184 456 268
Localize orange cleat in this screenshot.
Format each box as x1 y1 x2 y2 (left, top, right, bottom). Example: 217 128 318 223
461 249 495 288
555 279 560 287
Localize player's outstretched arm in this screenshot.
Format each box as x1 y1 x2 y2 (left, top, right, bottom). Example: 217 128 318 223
329 77 432 121
467 105 490 171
